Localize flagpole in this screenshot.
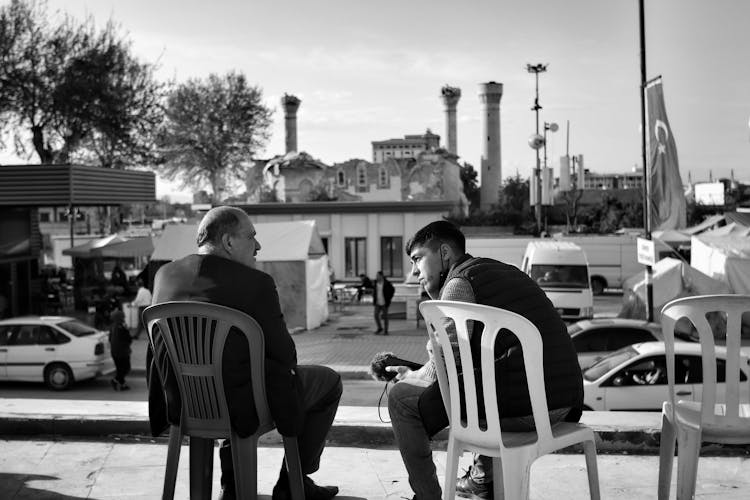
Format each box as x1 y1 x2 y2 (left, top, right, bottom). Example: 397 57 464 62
639 0 654 322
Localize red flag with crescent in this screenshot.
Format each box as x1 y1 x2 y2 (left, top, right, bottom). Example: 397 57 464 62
646 78 687 231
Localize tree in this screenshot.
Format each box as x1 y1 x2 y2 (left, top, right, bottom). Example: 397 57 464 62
157 72 273 202
0 0 164 166
559 187 584 232
459 162 480 213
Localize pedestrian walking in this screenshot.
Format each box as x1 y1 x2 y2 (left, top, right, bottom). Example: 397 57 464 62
109 308 132 391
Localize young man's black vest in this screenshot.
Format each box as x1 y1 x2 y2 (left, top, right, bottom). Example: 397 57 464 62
443 254 583 419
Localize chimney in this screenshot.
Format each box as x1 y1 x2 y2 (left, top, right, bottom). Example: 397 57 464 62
281 94 301 154
440 85 461 155
478 82 503 211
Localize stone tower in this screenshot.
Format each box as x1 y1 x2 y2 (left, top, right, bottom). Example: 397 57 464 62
478 82 503 211
282 94 301 154
440 85 461 155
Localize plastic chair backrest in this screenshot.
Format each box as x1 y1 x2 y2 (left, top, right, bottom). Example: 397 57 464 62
419 300 553 451
143 301 270 438
660 294 750 424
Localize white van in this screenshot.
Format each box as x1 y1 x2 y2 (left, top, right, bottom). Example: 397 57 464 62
521 241 594 321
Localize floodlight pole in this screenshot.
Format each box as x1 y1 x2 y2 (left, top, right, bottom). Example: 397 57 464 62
527 63 547 234
639 0 654 322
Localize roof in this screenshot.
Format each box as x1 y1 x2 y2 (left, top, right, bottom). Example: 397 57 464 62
526 240 582 251
151 220 326 262
0 164 155 206
684 214 725 235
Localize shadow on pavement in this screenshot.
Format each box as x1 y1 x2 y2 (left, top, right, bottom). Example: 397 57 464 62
0 472 95 500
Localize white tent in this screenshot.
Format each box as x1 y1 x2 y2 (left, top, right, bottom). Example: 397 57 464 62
691 233 750 294
151 220 329 331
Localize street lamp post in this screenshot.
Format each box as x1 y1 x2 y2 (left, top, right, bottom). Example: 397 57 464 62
527 63 548 234
542 121 558 233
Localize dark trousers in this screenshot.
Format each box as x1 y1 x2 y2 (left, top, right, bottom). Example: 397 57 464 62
374 304 389 333
219 364 343 488
112 355 131 385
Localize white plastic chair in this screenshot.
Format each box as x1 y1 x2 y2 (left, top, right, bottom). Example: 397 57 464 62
419 300 600 500
144 301 304 500
658 294 750 500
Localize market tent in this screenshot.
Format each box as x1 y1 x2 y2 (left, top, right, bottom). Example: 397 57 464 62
62 234 127 258
150 220 329 331
691 233 750 294
619 257 731 321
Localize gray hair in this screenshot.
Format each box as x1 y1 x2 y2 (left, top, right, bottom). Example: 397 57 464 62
196 206 247 248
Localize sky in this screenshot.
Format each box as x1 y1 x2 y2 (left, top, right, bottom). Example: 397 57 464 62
2 0 750 203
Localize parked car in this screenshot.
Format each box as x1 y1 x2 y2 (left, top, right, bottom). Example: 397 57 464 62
0 316 114 390
582 342 749 411
568 318 697 370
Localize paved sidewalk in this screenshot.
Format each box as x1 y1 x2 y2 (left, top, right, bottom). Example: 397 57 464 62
2 437 750 499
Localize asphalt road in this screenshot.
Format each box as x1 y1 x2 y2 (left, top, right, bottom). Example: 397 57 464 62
0 293 624 403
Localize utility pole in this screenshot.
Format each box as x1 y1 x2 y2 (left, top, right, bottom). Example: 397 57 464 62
638 0 654 322
527 63 547 234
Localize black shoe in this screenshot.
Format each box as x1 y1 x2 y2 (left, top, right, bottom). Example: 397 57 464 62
110 379 120 391
272 472 339 500
374 328 383 335
218 486 235 500
120 383 131 391
456 467 493 500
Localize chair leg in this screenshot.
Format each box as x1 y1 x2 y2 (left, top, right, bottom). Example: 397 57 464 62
500 456 532 500
162 425 182 500
231 434 258 500
657 412 677 500
282 436 305 500
189 437 214 500
442 436 461 500
492 457 505 500
675 425 702 500
582 439 600 500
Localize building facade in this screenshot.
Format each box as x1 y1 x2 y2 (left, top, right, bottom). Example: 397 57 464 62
371 130 440 163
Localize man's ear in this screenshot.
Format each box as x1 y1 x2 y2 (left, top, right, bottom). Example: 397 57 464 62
440 243 453 262
220 232 233 254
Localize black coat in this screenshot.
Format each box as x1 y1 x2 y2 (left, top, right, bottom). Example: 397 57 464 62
147 254 303 438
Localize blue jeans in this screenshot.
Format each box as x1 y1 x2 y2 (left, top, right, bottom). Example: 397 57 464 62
388 380 570 498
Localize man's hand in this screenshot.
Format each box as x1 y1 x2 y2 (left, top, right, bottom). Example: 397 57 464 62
385 366 430 387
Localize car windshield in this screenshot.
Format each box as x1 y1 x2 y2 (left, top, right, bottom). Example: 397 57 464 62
583 346 639 381
530 264 589 289
57 320 98 337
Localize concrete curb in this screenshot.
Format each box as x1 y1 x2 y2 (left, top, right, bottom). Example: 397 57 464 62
4 399 748 456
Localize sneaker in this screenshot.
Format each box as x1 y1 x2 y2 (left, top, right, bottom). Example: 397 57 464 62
374 328 383 335
110 379 121 391
120 383 131 391
456 467 493 500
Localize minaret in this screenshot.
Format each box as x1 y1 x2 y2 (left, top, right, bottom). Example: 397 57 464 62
440 85 461 155
281 94 301 154
478 82 503 211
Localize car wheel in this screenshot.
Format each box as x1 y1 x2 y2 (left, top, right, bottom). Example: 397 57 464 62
45 363 74 391
591 277 606 295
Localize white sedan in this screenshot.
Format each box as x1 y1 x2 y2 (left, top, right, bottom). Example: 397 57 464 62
0 316 115 390
582 342 749 411
568 318 697 370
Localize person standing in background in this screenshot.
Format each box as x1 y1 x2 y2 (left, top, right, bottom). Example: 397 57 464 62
109 307 132 391
130 278 152 339
373 271 395 335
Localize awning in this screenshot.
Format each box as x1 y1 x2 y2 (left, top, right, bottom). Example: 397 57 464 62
62 235 153 259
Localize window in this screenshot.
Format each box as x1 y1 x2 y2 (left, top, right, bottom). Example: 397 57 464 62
378 166 389 189
356 164 367 192
380 237 403 278
337 169 346 187
607 328 656 350
39 212 51 222
344 237 366 277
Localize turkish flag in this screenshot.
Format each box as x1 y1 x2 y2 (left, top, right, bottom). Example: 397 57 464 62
646 78 687 231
